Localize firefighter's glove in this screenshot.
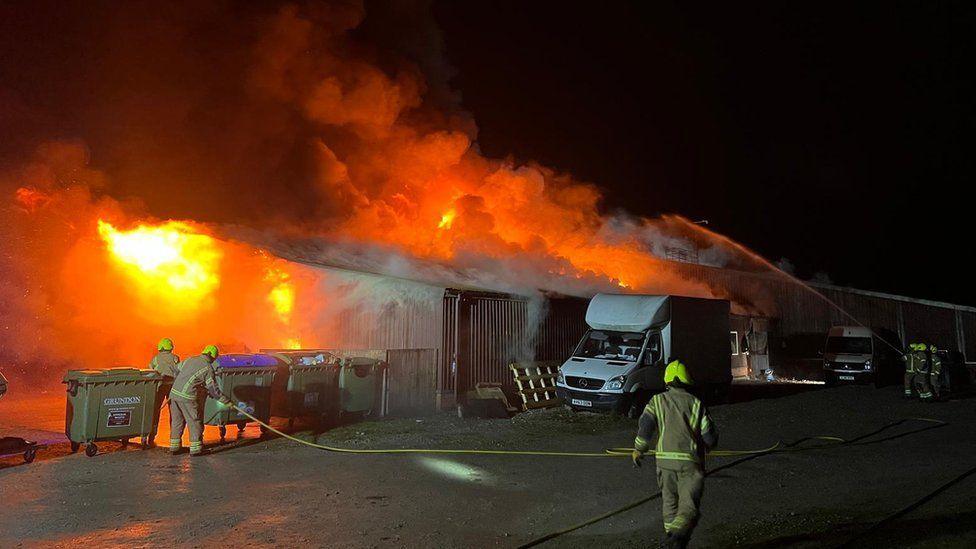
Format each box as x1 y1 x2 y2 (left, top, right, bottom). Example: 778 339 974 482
632 450 643 468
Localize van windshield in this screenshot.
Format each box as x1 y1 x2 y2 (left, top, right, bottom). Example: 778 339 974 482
825 336 872 354
575 331 645 361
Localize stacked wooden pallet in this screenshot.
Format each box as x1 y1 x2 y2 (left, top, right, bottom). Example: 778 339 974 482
509 361 563 411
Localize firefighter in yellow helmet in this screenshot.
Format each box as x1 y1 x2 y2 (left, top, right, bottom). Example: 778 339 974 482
902 343 919 399
928 344 944 400
168 345 229 456
632 360 718 549
910 343 934 401
148 338 181 446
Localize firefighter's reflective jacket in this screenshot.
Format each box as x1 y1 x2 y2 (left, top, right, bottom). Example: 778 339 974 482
634 386 718 471
169 354 221 401
903 350 928 374
149 350 181 380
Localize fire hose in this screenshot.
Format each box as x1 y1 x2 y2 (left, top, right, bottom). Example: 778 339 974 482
227 402 784 458
225 404 946 546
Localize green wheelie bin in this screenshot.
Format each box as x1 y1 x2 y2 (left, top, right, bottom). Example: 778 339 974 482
203 353 278 440
338 357 386 416
63 368 162 457
268 351 340 428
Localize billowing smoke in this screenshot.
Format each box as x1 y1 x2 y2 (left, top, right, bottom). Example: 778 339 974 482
0 1 773 383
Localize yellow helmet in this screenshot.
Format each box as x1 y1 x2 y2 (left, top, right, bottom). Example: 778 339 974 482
930 344 938 352
664 360 692 385
202 345 219 360
157 338 174 351
916 343 927 352
908 343 918 351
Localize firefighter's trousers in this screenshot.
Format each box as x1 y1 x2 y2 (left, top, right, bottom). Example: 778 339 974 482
170 395 205 454
930 372 944 399
912 373 934 401
903 372 914 398
657 467 704 545
151 381 173 441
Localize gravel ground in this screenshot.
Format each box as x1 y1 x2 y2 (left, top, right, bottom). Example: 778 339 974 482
1 384 974 548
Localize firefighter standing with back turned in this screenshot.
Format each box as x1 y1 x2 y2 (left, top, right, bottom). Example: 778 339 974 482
169 345 230 456
148 338 180 446
902 343 920 399
929 344 944 401
904 342 934 402
632 360 718 549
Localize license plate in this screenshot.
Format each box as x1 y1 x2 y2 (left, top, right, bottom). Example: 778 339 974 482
571 398 592 407
839 375 855 381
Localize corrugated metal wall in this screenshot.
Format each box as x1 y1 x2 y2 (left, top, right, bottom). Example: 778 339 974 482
440 291 459 393
666 262 976 361
534 296 589 361
457 292 530 392
331 298 442 350
445 291 589 395
314 262 976 412
386 348 439 415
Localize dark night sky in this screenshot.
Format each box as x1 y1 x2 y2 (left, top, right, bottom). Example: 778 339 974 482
433 1 975 305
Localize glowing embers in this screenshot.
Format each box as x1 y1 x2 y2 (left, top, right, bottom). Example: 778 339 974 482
97 219 222 313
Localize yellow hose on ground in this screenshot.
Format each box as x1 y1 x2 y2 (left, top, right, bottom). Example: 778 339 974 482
227 403 853 458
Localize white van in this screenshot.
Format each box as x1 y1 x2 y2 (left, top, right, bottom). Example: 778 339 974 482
822 326 878 385
555 294 731 413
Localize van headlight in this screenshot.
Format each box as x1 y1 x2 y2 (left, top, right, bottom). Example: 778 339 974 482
557 370 565 385
863 360 872 371
605 375 626 391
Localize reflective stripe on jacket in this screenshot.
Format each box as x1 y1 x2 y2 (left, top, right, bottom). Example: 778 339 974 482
904 351 928 374
634 386 718 471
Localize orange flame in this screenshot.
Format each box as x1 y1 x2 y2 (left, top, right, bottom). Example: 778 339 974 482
97 219 222 319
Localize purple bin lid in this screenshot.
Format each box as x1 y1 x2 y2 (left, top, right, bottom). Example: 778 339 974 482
215 353 280 369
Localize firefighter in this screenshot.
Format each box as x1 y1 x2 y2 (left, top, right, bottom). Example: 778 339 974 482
911 343 934 402
929 344 944 400
169 345 229 456
148 338 180 445
632 360 718 549
902 343 919 399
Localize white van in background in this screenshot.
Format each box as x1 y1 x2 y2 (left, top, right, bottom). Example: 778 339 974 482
822 325 902 386
555 293 731 414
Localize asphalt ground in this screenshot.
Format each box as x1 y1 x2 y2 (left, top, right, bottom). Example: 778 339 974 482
1 383 973 548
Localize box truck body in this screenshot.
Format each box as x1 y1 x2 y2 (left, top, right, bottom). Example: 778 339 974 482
555 294 731 412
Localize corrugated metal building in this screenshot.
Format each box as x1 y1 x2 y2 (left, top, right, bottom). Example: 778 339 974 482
316 261 976 413
666 262 976 377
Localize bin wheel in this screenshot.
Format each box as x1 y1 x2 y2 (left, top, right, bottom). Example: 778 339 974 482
140 436 150 450
24 447 37 463
236 422 246 432
287 418 295 430
259 425 269 437
70 441 81 453
219 426 227 441
85 443 98 457
120 438 129 447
